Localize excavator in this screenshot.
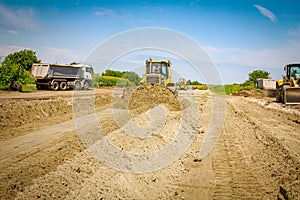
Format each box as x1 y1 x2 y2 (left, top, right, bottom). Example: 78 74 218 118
276 63 300 104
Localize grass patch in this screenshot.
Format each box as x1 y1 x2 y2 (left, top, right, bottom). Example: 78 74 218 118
21 84 37 92
207 83 262 95
0 84 37 92
96 75 135 87
191 84 208 90
0 84 10 90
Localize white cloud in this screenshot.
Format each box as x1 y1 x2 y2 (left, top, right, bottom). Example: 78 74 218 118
6 29 18 34
39 47 84 64
94 8 114 16
202 38 300 82
254 4 277 22
202 45 222 53
0 45 84 64
0 4 38 30
205 44 299 68
94 7 127 18
0 45 29 57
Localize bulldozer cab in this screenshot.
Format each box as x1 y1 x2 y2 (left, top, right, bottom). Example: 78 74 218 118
149 62 169 81
286 64 300 80
141 58 174 86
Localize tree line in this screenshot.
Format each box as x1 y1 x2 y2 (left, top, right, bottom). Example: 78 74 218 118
0 49 271 91
0 49 142 90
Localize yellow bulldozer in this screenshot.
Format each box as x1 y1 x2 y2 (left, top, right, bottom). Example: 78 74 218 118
276 63 300 104
140 58 175 87
140 58 191 95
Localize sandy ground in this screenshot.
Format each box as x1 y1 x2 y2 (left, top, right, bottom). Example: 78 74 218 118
0 87 299 199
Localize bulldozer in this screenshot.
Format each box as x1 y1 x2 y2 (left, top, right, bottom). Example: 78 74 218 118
140 58 175 87
276 63 300 104
179 78 187 90
139 58 177 92
139 58 192 96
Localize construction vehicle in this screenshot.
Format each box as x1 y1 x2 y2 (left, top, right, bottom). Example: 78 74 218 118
256 78 276 97
139 58 194 96
179 78 187 90
31 63 93 90
139 58 194 94
276 63 300 104
140 58 175 87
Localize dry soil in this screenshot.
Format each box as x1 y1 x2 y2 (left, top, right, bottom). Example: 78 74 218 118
0 87 299 199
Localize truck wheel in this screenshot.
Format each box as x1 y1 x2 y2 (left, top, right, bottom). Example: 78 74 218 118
52 81 59 91
60 82 67 90
74 80 81 90
36 84 41 90
84 81 89 90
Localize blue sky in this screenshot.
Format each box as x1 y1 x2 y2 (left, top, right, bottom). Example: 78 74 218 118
0 0 300 83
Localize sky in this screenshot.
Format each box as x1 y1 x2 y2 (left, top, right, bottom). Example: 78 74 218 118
0 0 300 84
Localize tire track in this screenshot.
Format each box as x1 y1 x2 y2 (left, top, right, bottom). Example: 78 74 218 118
223 97 300 199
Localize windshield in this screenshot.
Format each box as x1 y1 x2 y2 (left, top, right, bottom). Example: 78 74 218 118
289 65 300 79
151 62 168 74
152 63 161 73
85 67 93 74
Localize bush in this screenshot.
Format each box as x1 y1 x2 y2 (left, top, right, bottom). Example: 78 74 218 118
224 83 260 95
92 74 100 87
192 84 208 90
122 71 141 85
97 76 135 87
116 79 135 87
208 85 226 95
101 70 141 85
101 70 124 78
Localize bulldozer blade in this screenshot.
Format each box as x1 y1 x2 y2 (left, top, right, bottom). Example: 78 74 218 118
285 87 300 104
177 89 194 97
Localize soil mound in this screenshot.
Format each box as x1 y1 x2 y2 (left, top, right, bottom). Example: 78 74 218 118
237 89 264 97
0 95 111 140
126 84 181 116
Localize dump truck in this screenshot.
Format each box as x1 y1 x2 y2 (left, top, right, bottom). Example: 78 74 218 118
31 63 93 90
256 78 276 97
276 63 300 104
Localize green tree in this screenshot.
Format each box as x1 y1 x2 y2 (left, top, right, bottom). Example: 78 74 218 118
3 49 40 71
102 69 124 77
0 49 40 88
247 70 271 84
187 80 203 85
0 62 28 85
101 70 141 85
122 71 141 85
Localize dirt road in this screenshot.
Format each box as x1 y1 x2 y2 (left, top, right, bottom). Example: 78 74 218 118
0 88 299 199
